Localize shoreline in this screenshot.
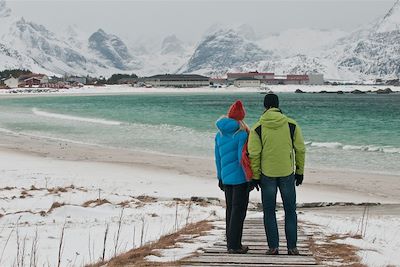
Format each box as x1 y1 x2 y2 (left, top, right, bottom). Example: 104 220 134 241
1 130 399 204
0 84 400 98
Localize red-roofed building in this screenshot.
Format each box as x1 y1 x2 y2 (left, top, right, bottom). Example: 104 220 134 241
285 74 309 85
227 71 324 86
18 74 49 87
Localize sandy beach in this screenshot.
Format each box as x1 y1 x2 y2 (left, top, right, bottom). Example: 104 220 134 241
1 129 399 204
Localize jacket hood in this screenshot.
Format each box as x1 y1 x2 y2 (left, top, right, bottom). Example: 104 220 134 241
216 117 240 135
259 108 288 129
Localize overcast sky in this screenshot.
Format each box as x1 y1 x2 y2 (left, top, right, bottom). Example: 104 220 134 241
5 0 396 44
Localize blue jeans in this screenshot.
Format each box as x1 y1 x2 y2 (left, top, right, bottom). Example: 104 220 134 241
260 173 297 249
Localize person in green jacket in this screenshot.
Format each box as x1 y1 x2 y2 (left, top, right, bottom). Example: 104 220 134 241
248 93 305 256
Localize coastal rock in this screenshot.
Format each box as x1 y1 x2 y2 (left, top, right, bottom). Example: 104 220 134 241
295 89 305 93
351 89 366 94
376 88 393 94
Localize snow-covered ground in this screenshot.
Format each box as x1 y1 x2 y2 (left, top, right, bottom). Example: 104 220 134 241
0 84 399 96
0 150 225 266
0 147 399 266
299 206 400 267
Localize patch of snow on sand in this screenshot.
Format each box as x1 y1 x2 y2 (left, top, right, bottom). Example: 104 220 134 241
299 211 400 267
0 151 225 266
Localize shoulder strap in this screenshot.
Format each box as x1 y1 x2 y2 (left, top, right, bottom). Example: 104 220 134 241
288 122 296 148
254 125 263 148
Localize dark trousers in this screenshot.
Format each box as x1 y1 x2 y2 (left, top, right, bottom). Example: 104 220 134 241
260 174 297 249
224 182 249 250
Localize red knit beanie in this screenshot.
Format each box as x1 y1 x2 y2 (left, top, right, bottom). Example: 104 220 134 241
227 100 246 121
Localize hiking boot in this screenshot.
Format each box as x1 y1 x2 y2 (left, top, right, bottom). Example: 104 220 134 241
288 248 300 255
265 248 279 255
228 245 249 254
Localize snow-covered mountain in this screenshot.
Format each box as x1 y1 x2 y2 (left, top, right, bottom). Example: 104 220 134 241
161 35 185 55
0 0 10 18
331 0 400 79
0 0 140 76
179 27 273 75
0 0 399 80
88 29 141 70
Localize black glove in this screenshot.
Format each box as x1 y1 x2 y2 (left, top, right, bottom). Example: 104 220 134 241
218 179 224 191
248 179 260 192
295 174 304 186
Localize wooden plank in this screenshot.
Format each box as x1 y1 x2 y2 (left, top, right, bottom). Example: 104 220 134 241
214 242 309 248
181 217 319 266
209 246 310 252
186 255 317 264
202 248 312 255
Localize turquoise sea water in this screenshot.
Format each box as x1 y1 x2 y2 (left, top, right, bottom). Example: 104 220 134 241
0 92 399 175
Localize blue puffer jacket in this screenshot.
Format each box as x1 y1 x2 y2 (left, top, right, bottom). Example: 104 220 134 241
215 117 248 185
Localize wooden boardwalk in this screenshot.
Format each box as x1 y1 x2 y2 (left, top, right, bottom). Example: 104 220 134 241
181 218 324 267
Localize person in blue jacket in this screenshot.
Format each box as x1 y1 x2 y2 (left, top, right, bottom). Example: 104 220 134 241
215 100 255 254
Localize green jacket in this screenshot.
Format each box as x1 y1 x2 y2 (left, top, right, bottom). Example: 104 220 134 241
248 108 305 179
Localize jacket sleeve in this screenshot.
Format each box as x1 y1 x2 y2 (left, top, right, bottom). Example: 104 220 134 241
293 123 306 175
248 124 262 180
215 134 222 180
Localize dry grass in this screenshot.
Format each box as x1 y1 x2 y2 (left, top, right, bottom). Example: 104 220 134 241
304 223 366 267
82 199 111 208
19 190 33 199
117 200 131 208
0 186 16 191
47 202 65 213
47 185 78 195
86 220 211 267
136 195 158 203
29 185 40 191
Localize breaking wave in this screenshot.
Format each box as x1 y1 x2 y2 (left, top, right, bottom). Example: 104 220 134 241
32 108 123 126
307 141 400 154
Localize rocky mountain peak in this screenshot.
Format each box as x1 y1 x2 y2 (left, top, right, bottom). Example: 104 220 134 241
237 24 257 40
374 0 400 33
0 0 11 18
89 28 134 70
161 34 184 55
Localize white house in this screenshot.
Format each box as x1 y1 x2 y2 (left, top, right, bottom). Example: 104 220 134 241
234 77 261 88
4 76 19 88
307 74 324 85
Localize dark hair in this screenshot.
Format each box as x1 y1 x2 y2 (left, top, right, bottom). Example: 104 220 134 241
264 93 279 109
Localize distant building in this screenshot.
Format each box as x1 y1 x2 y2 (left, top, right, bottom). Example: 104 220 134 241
209 78 227 86
4 76 19 88
144 74 209 87
228 71 324 86
67 76 87 85
234 77 261 88
285 75 309 85
117 78 138 85
228 71 274 83
18 74 49 87
307 73 324 85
